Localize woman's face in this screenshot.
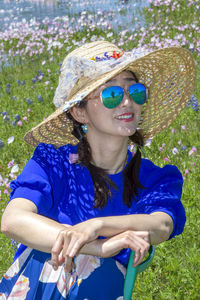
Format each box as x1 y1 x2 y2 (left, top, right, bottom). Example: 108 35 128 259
83 71 143 139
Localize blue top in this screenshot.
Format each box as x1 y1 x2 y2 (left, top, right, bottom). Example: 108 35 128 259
9 143 186 266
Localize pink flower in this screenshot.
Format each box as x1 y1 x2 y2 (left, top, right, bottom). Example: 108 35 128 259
181 125 186 130
23 116 28 121
4 189 9 194
178 140 182 145
159 147 163 151
8 160 14 168
171 128 175 133
27 108 31 113
162 143 166 147
193 163 197 167
47 69 51 73
42 60 46 65
45 81 50 85
188 147 197 156
69 153 79 164
185 169 189 175
164 157 171 162
17 121 22 126
192 147 197 153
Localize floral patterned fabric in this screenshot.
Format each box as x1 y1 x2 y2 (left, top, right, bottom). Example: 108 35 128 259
0 248 125 299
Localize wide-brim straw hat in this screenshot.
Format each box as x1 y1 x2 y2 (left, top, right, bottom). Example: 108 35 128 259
24 40 196 148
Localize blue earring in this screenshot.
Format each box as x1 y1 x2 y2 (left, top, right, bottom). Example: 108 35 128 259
81 124 88 133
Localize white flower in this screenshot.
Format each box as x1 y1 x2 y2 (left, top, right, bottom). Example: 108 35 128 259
172 147 179 155
11 164 19 173
8 136 15 144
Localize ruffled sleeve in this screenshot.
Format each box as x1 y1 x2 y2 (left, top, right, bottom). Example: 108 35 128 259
9 143 64 215
135 159 186 240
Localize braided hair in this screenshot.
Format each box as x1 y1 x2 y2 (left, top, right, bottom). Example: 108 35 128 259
66 103 146 209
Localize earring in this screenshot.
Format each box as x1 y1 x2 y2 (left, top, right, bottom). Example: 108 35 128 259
81 124 88 133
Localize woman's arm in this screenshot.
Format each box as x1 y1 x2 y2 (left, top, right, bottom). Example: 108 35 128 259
1 198 101 254
1 197 150 272
95 211 174 245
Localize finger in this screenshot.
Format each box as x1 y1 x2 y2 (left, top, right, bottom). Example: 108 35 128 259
58 251 65 266
51 233 64 270
131 238 149 267
64 233 87 258
64 255 73 273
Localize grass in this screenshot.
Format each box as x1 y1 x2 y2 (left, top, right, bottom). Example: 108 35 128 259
0 0 199 298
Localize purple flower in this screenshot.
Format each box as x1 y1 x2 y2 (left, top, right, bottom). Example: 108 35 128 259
27 98 32 105
17 121 22 126
15 114 20 121
171 128 175 133
38 95 44 103
181 125 186 130
181 146 187 151
0 140 3 148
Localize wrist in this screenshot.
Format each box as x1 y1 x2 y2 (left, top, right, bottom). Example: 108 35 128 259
79 239 103 257
89 218 104 236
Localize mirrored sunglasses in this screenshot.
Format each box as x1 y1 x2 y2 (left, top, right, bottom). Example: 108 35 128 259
101 83 147 109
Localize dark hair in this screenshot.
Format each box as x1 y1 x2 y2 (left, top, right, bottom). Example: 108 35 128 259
66 71 146 208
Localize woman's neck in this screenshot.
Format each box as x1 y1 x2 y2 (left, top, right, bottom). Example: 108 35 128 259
87 133 129 174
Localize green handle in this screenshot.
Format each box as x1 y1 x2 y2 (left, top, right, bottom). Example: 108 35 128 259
123 246 155 300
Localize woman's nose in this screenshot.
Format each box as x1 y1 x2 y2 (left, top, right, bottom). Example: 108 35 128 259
119 88 133 107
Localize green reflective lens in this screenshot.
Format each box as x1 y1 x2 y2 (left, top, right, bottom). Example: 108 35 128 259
129 83 147 105
101 84 147 109
101 86 124 108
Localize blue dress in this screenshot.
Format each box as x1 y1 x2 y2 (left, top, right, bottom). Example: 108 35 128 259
0 143 186 299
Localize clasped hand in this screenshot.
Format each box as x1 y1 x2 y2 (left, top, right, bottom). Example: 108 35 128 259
51 219 150 273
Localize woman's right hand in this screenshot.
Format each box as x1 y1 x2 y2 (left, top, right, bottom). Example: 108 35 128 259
100 230 150 267
51 218 103 272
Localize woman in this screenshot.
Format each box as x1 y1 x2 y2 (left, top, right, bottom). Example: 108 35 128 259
0 41 196 299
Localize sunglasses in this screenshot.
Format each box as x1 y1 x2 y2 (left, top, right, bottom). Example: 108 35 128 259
101 83 147 109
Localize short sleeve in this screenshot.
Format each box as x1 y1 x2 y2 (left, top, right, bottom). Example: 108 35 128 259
135 159 186 240
9 143 64 215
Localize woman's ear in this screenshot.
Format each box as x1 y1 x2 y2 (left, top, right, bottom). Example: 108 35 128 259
69 105 87 124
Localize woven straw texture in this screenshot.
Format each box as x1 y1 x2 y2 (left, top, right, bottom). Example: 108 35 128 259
24 41 196 148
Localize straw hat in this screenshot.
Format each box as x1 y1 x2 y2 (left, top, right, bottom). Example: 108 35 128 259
24 40 196 148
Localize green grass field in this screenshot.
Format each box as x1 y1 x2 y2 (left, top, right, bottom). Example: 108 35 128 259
0 0 199 298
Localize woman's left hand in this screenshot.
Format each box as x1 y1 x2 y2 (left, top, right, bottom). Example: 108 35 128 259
100 230 150 267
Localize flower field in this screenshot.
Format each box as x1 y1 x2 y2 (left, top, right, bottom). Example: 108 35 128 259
0 0 199 298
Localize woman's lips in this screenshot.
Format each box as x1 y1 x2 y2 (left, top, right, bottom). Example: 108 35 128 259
115 113 134 122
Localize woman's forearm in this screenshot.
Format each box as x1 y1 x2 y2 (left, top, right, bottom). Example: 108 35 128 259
1 208 101 256
96 212 174 245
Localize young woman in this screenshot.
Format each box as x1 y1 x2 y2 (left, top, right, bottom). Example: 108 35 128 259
0 41 196 299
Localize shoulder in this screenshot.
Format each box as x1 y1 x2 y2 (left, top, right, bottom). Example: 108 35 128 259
32 142 78 171
139 158 183 189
